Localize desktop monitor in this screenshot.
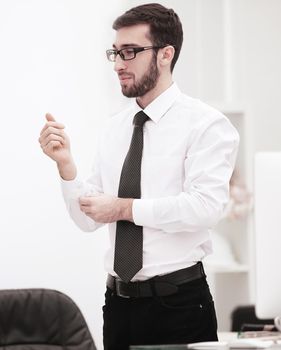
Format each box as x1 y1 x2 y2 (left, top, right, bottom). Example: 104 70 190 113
254 152 281 327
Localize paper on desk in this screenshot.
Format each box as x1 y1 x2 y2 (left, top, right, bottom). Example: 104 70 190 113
228 339 274 348
188 341 228 349
188 339 274 349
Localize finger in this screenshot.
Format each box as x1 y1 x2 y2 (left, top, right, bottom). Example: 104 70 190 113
40 134 65 148
40 126 65 141
43 140 63 153
79 204 86 212
79 197 93 205
40 122 65 136
79 197 88 205
45 113 56 122
79 203 91 214
40 113 65 135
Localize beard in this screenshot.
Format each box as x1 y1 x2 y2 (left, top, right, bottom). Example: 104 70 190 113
121 56 160 98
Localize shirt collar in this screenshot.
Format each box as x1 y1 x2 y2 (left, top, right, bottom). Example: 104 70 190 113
133 82 181 123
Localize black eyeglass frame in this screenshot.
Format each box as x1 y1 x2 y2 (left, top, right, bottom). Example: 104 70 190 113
106 45 171 62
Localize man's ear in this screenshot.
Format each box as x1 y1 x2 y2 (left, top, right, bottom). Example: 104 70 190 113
158 45 175 68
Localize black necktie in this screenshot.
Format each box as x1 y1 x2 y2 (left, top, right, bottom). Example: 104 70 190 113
114 110 149 283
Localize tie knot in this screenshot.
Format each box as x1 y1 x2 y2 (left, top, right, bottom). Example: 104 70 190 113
133 111 149 127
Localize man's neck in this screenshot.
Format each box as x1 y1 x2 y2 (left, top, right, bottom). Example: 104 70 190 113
136 75 173 109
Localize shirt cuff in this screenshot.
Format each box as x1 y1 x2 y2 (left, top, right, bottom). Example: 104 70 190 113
60 177 87 201
132 198 155 228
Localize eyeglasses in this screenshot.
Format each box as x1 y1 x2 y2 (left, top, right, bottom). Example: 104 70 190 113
106 46 166 62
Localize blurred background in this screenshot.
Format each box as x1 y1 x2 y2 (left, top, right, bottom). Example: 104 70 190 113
0 1 280 349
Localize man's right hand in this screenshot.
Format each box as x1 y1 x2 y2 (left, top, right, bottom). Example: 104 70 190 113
39 113 77 180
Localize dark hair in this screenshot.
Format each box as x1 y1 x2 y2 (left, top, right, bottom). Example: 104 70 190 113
113 3 183 72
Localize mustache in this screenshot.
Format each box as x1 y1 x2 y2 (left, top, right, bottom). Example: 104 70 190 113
118 73 134 79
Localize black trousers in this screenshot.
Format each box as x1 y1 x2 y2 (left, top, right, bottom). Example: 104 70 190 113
103 276 218 350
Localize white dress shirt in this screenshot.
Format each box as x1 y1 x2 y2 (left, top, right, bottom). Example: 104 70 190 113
61 83 239 281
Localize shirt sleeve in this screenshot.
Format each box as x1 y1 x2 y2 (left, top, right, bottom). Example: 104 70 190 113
61 146 105 233
132 112 240 233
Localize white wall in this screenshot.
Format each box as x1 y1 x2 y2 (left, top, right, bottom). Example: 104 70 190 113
0 1 127 349
231 0 281 152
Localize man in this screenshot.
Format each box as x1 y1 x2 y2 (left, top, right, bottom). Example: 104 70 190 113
39 3 239 349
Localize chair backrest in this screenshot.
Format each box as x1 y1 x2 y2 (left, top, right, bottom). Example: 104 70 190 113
0 288 97 350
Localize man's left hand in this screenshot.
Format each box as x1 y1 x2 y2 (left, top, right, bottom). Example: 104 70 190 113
79 194 133 223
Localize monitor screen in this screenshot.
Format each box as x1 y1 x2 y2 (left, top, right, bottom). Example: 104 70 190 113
254 152 281 319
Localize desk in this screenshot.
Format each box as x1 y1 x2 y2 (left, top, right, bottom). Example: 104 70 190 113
130 332 281 350
131 346 281 350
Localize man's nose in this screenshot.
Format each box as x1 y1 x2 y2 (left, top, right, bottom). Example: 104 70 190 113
114 54 127 72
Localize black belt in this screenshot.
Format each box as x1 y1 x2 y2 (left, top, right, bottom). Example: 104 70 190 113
106 262 206 298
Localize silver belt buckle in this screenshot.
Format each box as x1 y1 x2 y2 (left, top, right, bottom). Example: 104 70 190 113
116 280 130 298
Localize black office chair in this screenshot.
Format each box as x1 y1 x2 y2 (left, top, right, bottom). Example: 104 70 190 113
0 288 97 350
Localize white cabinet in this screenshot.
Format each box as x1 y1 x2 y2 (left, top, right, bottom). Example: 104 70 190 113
204 106 254 331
